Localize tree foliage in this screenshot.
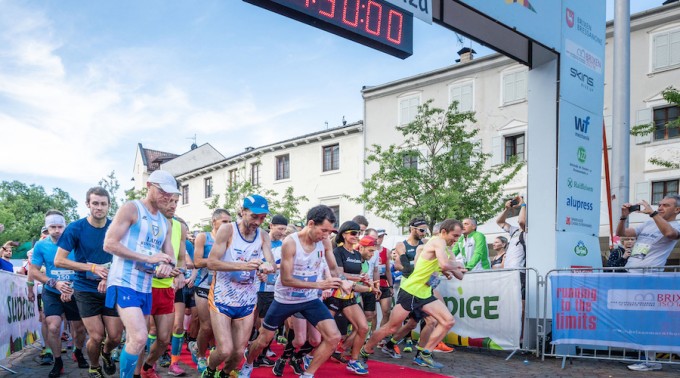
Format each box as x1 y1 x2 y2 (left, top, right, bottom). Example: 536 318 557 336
0 181 79 245
353 100 524 227
631 87 680 169
98 170 123 217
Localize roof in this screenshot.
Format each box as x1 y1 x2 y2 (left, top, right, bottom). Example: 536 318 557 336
138 143 179 172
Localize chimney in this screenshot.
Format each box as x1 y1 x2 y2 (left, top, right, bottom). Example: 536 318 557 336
456 47 477 63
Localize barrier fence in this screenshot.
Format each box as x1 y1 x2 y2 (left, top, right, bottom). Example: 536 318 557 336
540 266 680 369
0 270 41 373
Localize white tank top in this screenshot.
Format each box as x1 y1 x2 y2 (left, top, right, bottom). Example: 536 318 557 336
211 222 263 307
274 232 325 304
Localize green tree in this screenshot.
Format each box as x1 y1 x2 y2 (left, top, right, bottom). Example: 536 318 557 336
631 86 680 168
205 163 308 227
99 170 122 216
124 187 147 201
353 100 523 227
0 181 79 246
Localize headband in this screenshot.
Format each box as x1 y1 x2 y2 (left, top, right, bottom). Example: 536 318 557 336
45 214 66 228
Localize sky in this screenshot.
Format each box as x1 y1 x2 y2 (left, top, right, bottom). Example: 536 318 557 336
0 0 657 216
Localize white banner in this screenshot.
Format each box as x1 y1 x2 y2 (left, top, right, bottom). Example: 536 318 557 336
437 270 522 350
0 271 41 359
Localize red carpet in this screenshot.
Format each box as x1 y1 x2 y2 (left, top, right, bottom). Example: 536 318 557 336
178 343 452 378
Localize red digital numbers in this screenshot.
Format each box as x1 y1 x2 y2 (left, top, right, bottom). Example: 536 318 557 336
318 0 335 18
365 1 382 36
386 9 403 44
342 0 360 27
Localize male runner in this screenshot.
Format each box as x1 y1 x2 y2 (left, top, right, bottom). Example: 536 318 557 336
169 217 194 376
362 219 466 369
31 210 88 378
137 193 186 378
202 195 276 378
103 170 180 378
240 205 344 378
55 187 123 378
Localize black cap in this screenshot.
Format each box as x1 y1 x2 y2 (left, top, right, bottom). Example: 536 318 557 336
271 214 289 226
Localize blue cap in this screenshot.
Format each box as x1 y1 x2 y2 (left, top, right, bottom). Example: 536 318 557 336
243 194 269 214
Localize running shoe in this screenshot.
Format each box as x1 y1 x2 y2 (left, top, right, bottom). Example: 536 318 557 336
237 363 253 378
48 358 63 378
168 363 186 376
289 356 304 375
346 360 368 375
412 353 443 369
40 352 54 366
197 357 208 373
101 352 117 375
265 348 276 358
253 355 276 368
140 366 162 378
272 358 286 377
188 341 199 364
627 362 662 371
302 355 313 370
73 348 89 368
158 351 172 368
276 335 287 345
88 367 104 378
330 352 348 364
433 342 454 353
111 347 120 362
403 339 413 353
381 345 402 359
200 368 216 378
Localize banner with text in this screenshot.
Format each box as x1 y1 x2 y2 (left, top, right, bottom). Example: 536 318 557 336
0 271 41 358
437 270 522 350
550 272 680 352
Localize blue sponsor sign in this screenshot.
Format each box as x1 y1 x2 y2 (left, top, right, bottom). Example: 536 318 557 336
555 233 602 268
551 272 680 352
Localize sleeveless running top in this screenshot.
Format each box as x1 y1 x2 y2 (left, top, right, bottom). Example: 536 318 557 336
274 233 325 304
195 231 215 289
400 236 450 299
153 218 181 289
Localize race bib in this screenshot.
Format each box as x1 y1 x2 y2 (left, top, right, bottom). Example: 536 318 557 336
631 243 651 257
378 264 386 275
231 270 256 284
134 249 158 274
425 272 441 289
52 269 75 282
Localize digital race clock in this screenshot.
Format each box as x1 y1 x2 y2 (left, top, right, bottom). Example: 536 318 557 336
244 0 414 59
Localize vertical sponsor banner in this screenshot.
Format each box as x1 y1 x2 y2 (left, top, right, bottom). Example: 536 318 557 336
550 272 680 352
458 0 561 50
437 270 522 350
0 271 40 358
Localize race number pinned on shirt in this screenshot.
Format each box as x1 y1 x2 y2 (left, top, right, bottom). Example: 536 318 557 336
134 249 158 274
631 243 651 258
52 269 76 282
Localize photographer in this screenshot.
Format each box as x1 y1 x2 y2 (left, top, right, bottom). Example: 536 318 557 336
605 237 634 272
617 195 680 372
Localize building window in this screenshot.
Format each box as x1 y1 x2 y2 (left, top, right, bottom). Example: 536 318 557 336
323 144 340 172
652 180 679 205
329 205 340 229
250 163 261 185
228 169 237 188
181 185 189 205
276 154 290 180
449 81 473 112
505 134 525 162
653 105 680 140
399 94 420 125
502 69 527 105
403 151 418 169
204 177 213 198
652 29 680 72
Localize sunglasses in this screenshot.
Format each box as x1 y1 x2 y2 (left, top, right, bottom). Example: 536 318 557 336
413 227 427 233
150 183 173 197
343 230 360 236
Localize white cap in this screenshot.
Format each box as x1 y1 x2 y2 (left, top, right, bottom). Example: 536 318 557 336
148 170 181 195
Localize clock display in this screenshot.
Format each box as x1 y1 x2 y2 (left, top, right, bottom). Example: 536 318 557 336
244 0 414 59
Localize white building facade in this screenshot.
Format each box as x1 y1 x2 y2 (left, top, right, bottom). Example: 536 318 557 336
361 3 680 262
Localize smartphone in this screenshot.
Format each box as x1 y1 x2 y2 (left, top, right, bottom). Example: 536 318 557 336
510 199 519 206
629 204 641 212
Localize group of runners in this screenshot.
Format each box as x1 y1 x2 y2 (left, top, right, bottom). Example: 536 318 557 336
26 170 468 378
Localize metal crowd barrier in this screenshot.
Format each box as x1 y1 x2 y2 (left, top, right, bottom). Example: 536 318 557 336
539 265 680 369
447 267 542 360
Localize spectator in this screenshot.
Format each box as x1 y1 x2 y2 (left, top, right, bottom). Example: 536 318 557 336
618 196 680 372
490 236 508 269
452 218 490 271
352 215 369 235
1 241 17 272
605 237 634 272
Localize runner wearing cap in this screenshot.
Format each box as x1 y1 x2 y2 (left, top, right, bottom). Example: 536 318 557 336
31 210 88 377
103 170 180 378
362 219 466 369
324 222 374 375
374 229 393 330
201 195 275 378
55 187 122 378
240 205 343 378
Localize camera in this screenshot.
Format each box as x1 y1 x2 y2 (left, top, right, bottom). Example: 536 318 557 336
629 204 641 212
510 199 519 206
9 241 19 247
